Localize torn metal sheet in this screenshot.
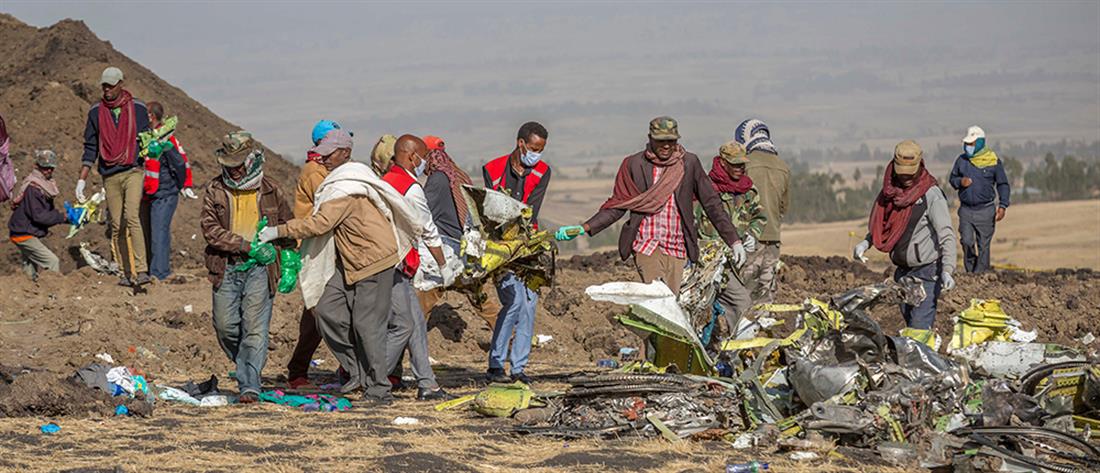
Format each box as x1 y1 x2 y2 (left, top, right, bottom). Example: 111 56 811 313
788 358 862 406
951 342 1085 378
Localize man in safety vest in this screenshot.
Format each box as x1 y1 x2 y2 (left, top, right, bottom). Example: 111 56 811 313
481 121 551 385
141 101 195 281
380 134 454 401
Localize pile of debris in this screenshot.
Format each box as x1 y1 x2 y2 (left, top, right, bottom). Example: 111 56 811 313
443 239 1099 471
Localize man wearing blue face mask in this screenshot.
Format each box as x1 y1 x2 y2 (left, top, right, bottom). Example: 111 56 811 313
481 121 551 385
949 126 1010 273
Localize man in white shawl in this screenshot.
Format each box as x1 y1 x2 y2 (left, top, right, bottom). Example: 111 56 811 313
259 130 423 405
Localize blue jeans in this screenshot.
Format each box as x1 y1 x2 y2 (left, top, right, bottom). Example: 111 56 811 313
893 263 941 330
147 193 179 279
488 273 538 375
212 265 272 394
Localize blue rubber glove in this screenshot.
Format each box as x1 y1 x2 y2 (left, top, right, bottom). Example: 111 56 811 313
555 225 585 241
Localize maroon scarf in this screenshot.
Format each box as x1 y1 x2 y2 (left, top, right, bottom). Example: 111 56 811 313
424 149 473 227
708 156 753 194
869 162 938 253
97 90 138 167
599 144 686 214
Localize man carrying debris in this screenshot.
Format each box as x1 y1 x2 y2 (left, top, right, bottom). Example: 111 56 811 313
381 134 453 401
557 116 745 295
736 119 789 303
481 122 552 385
8 150 68 279
949 126 1009 273
258 129 424 405
200 131 293 403
854 140 956 338
286 119 344 390
696 141 767 332
141 101 193 281
78 66 153 287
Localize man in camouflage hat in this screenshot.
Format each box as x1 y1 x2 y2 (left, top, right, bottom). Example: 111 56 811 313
696 141 767 332
9 150 68 279
200 131 293 403
558 116 745 295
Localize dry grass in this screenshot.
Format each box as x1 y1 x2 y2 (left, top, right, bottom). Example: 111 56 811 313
0 363 912 473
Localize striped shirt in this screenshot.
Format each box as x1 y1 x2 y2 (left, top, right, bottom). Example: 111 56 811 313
632 166 687 258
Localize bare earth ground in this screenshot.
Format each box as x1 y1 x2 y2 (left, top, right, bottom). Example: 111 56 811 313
2 248 1099 472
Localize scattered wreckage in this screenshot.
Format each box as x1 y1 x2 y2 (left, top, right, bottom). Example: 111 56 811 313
443 240 1099 471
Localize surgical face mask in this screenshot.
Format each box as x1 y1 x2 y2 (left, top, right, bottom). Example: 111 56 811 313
964 144 976 157
414 157 427 177
520 143 542 167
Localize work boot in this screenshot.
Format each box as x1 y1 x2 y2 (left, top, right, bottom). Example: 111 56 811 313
512 372 533 385
416 387 456 401
133 272 152 286
486 368 510 384
117 276 133 287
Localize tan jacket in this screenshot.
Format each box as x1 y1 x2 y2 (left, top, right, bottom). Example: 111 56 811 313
278 195 398 285
745 151 790 242
293 161 329 219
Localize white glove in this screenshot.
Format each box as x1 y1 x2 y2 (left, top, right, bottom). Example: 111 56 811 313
941 272 956 291
743 234 757 253
180 188 199 200
75 179 87 203
731 241 747 268
440 264 457 287
853 239 870 263
257 226 279 244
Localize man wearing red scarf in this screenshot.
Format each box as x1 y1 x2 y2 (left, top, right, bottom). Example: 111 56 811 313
78 67 152 287
696 141 767 333
853 140 957 340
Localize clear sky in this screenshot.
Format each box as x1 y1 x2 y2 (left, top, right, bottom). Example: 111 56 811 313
5 1 1099 166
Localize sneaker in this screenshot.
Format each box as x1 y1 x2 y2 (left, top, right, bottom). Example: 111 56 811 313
288 377 317 390
133 272 152 286
486 368 510 384
239 392 259 404
417 387 456 401
117 276 133 287
512 372 533 385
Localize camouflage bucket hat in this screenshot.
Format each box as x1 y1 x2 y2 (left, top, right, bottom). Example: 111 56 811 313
216 131 255 167
34 149 59 168
718 141 748 165
649 116 680 140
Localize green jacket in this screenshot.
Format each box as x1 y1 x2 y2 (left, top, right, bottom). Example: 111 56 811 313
745 151 790 242
695 186 767 242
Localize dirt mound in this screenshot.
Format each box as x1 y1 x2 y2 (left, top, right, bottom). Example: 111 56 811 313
0 367 152 418
0 14 299 273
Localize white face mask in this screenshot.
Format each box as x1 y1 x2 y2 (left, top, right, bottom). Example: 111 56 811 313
520 143 542 167
414 157 427 177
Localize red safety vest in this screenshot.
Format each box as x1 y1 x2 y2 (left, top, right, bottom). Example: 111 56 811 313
143 135 193 195
484 155 548 229
382 167 420 277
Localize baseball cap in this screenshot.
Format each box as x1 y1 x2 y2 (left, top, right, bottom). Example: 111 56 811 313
962 125 985 144
649 116 680 140
100 67 124 86
34 150 58 168
718 141 748 165
424 135 445 151
310 129 354 157
893 140 923 176
311 120 349 145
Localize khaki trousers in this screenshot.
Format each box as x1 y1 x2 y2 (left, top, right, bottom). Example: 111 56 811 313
104 169 147 276
634 251 687 294
14 237 60 278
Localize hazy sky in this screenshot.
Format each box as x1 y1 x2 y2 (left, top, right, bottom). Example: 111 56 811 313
6 1 1099 167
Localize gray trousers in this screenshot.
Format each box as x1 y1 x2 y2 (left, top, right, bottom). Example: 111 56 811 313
385 272 438 390
742 242 780 303
716 269 752 336
14 237 60 278
314 266 394 400
958 204 996 273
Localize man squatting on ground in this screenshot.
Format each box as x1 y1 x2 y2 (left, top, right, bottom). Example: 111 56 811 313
8 150 68 280
854 140 957 340
200 131 293 403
